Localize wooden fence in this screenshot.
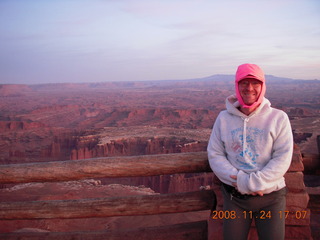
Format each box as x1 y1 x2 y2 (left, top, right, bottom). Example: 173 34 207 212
0 152 216 240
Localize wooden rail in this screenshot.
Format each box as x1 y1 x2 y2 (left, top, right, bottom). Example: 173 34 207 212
0 190 214 220
0 152 211 184
0 152 215 239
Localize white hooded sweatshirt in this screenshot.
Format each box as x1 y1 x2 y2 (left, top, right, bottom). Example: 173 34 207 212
207 95 293 195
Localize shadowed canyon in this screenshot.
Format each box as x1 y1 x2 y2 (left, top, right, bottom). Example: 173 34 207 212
0 75 319 237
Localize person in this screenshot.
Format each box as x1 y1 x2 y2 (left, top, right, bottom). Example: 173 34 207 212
207 63 293 240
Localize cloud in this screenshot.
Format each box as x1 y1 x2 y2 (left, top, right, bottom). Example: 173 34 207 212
0 0 319 83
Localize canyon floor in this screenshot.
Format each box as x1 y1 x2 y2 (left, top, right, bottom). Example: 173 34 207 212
0 75 319 237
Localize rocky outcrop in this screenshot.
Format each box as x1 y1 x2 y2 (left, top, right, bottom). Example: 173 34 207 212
293 131 313 144
0 84 31 97
0 79 318 237
0 121 46 131
24 106 217 129
70 137 208 160
102 173 214 194
0 121 210 165
0 126 76 164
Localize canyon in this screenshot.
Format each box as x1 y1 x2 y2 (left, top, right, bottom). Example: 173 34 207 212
0 75 319 236
1 75 319 164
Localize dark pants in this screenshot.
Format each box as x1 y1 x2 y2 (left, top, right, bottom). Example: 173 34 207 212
221 184 287 240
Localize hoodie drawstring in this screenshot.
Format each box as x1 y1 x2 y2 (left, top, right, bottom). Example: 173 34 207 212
241 117 249 156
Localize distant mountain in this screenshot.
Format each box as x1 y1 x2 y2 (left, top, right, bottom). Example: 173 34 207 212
1 75 318 92
182 74 319 84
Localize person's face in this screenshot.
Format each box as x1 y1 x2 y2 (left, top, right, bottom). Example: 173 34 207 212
238 78 262 106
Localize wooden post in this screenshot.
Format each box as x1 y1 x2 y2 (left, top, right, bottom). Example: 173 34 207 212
0 152 211 184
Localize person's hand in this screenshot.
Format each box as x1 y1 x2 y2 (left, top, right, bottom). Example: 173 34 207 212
229 175 263 196
251 191 264 196
230 175 237 188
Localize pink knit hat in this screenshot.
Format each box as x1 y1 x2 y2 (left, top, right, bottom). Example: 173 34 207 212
235 63 266 108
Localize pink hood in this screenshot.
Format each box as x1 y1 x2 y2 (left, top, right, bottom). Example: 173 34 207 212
235 63 266 108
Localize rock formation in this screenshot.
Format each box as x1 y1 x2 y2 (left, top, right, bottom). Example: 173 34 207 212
0 77 319 237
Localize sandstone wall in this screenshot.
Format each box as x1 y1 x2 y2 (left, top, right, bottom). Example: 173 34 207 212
70 137 208 160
